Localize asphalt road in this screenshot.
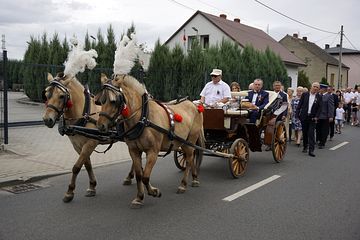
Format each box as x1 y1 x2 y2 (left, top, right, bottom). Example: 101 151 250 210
1 126 359 240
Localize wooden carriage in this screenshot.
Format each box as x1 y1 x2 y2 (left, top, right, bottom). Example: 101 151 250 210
174 91 288 178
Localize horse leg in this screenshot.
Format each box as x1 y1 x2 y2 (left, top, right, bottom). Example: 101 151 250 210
63 162 82 203
177 147 193 194
142 151 161 198
129 150 145 208
63 141 97 203
84 158 97 197
123 163 135 185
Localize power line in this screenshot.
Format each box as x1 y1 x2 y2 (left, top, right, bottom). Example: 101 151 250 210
167 0 196 11
254 0 338 34
343 34 359 51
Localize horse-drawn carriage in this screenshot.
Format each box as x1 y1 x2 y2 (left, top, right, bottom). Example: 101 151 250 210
42 34 287 207
174 91 288 178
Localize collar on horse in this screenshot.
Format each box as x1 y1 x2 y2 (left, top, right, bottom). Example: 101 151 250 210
97 81 150 141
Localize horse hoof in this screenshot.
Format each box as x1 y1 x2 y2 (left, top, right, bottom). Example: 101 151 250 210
123 179 132 185
63 194 74 203
177 186 186 194
149 189 162 198
85 189 96 197
130 199 144 209
192 180 200 187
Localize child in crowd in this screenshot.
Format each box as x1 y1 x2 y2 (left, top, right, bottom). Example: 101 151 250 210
335 103 345 134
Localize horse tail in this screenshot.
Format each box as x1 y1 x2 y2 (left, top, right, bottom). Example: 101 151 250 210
198 125 206 148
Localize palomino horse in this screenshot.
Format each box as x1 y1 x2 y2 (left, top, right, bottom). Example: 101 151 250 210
42 73 134 202
96 74 205 208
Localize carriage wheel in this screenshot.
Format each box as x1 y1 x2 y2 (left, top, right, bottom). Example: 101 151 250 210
271 121 287 163
228 138 249 178
173 139 203 171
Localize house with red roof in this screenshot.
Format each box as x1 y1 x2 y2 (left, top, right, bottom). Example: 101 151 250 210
165 10 305 88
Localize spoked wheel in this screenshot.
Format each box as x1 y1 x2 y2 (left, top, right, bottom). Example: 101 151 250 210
173 139 203 171
228 138 249 178
271 121 287 162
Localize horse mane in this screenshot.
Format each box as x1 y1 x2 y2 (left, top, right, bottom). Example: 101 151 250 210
121 75 146 95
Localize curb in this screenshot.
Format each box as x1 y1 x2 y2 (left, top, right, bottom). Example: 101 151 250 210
16 98 44 106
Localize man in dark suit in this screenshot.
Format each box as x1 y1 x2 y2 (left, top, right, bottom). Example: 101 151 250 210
273 80 288 119
328 86 338 140
246 79 269 123
316 84 334 148
296 82 322 157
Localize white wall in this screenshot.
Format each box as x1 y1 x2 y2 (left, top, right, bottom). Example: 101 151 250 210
166 14 232 51
286 65 299 90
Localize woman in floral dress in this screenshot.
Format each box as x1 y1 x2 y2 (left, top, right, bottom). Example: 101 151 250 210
291 86 304 146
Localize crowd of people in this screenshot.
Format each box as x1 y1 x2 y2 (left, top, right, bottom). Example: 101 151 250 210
199 68 360 157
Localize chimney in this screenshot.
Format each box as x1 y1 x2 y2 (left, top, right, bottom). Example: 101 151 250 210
234 18 240 23
219 14 227 19
336 44 340 47
302 37 307 41
325 44 330 49
293 33 298 38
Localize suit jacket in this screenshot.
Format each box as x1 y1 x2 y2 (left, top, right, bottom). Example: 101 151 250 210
296 92 322 122
246 90 269 110
332 93 339 109
318 93 335 119
278 91 288 117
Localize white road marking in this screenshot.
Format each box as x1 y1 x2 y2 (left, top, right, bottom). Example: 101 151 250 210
222 175 281 202
329 141 349 150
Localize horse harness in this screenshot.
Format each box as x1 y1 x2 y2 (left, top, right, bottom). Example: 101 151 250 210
100 83 193 156
45 79 97 134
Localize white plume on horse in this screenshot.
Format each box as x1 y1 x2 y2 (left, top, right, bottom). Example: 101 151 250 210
113 33 139 75
113 33 150 74
63 38 98 77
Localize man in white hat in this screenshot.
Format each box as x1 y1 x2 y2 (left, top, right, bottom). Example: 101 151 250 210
200 69 231 106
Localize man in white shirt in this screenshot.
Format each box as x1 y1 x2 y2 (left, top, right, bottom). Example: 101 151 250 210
343 87 355 123
200 69 231 106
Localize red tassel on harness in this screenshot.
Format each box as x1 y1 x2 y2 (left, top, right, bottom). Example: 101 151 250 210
197 104 204 113
174 113 183 122
121 104 130 117
66 100 73 109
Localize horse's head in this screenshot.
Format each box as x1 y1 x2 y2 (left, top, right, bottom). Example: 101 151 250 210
42 73 73 128
95 74 127 133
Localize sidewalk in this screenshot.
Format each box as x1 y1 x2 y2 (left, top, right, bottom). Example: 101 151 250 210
0 92 131 186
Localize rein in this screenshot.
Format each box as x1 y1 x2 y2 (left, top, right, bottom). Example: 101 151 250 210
46 80 97 127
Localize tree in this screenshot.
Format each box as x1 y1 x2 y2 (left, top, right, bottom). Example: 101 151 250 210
298 70 311 89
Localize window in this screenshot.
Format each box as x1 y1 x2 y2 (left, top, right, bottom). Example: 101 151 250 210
201 35 209 49
330 73 335 86
187 35 210 51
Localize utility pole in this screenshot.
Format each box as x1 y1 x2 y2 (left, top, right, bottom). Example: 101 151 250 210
337 25 343 90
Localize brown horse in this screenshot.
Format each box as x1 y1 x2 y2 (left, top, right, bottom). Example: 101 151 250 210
96 74 205 208
42 73 135 202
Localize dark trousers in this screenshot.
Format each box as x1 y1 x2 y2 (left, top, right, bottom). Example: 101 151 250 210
249 110 260 123
301 116 316 152
345 104 352 122
329 120 335 138
316 119 330 146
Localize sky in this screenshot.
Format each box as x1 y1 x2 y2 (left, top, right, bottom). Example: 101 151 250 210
0 0 359 60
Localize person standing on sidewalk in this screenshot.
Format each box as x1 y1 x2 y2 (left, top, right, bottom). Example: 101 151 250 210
296 82 322 157
316 84 334 149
